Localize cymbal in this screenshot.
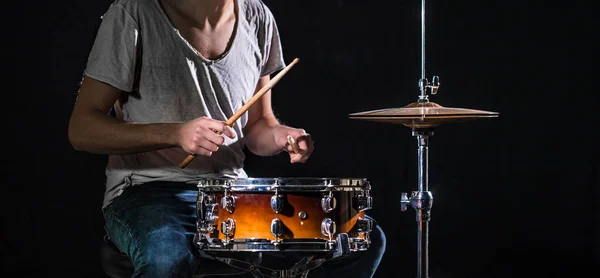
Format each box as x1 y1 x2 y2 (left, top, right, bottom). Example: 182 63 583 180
348 101 499 129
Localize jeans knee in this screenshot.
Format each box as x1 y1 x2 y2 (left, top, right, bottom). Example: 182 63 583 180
372 224 387 254
365 215 387 258
133 231 195 277
138 248 194 277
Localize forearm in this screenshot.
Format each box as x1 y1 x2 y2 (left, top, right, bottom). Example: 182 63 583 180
68 109 181 155
244 114 284 156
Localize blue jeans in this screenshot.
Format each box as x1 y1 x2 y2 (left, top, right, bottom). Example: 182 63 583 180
103 182 386 277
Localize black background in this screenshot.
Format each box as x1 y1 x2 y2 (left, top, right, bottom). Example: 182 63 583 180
4 0 598 277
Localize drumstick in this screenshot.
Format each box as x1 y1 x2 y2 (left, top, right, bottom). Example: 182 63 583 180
287 135 300 153
179 58 300 169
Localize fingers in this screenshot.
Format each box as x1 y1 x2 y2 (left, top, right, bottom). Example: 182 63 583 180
221 125 236 139
184 117 238 156
194 145 216 157
196 128 234 155
204 119 237 139
200 118 237 145
187 139 219 157
196 137 221 153
203 129 227 146
287 131 314 163
296 135 312 153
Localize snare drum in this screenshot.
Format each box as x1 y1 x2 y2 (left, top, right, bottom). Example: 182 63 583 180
195 177 373 253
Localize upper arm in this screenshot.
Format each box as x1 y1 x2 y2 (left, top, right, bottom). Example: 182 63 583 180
244 75 277 133
71 75 123 118
68 75 124 146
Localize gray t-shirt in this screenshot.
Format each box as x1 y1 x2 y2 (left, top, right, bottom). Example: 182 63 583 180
84 0 285 209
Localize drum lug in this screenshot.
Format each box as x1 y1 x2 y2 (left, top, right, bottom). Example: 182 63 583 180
220 190 235 214
321 191 337 213
270 189 284 214
321 218 336 239
356 217 373 234
270 218 283 237
221 218 236 239
197 192 218 233
354 194 373 211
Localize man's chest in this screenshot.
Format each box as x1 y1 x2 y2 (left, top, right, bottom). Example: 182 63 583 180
178 26 236 60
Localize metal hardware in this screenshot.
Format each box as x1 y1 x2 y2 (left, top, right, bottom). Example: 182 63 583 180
356 217 373 234
270 218 283 237
221 218 236 238
321 191 336 213
220 190 235 214
271 189 283 214
321 218 336 239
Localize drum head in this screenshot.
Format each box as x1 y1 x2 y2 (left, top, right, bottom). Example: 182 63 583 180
197 177 370 192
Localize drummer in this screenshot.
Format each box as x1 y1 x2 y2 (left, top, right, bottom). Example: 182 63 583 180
68 0 386 277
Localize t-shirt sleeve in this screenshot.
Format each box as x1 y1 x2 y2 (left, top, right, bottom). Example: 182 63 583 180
259 5 286 77
84 3 140 92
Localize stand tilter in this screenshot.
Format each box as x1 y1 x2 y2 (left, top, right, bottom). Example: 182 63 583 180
348 1 499 277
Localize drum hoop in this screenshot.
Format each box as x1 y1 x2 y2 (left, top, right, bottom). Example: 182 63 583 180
196 237 370 252
197 177 369 191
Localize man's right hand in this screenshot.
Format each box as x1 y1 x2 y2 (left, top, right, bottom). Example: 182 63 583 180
177 116 237 157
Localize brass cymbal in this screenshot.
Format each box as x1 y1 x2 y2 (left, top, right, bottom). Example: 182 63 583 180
348 101 499 129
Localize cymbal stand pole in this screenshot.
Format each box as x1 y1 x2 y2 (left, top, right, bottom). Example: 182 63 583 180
401 129 434 278
418 0 427 102
418 0 440 103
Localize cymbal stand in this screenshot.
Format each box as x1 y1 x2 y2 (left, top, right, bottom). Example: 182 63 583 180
400 0 438 277
401 128 434 278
